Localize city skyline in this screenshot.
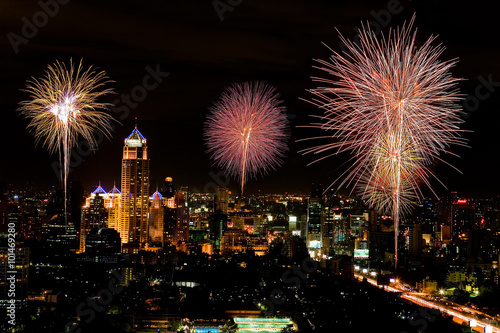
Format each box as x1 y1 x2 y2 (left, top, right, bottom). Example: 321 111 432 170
2 2 500 332
2 0 500 196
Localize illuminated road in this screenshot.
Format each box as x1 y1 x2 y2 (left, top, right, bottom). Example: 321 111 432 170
354 273 499 333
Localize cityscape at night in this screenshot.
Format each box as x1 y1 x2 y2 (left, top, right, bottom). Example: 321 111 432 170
1 1 500 332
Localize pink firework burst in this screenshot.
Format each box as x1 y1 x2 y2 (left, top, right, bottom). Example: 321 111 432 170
302 15 467 270
204 82 288 194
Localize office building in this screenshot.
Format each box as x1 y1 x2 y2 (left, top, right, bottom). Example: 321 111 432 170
216 187 229 215
149 190 164 245
306 197 322 252
452 199 475 239
119 126 150 246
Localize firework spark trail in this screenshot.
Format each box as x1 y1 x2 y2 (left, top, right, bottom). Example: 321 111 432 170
302 15 466 270
19 59 115 224
204 81 288 194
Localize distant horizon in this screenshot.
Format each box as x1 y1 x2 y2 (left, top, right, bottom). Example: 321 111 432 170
3 176 499 200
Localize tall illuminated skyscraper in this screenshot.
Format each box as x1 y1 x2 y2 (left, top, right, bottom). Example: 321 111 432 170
119 126 150 246
148 190 164 245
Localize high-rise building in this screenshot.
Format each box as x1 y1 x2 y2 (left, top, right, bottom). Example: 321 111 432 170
162 177 175 198
80 186 108 252
85 228 121 260
46 223 78 257
148 190 164 245
408 223 423 258
161 178 176 245
306 197 322 252
216 187 229 215
209 210 227 249
107 185 121 231
174 191 189 243
119 126 150 246
322 207 341 256
80 185 121 253
451 199 475 239
350 213 368 238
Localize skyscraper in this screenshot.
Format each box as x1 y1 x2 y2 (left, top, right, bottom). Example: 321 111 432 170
107 185 121 231
159 177 189 246
160 177 176 245
306 184 323 253
149 190 164 245
216 187 229 215
322 206 340 256
119 126 150 246
80 185 108 253
162 177 175 198
306 197 322 253
174 191 189 243
451 199 475 239
79 185 121 253
408 223 423 258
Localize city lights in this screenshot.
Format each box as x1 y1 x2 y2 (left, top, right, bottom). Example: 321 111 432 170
4 2 500 333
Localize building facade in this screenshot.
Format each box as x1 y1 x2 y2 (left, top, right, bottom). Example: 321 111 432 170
119 127 150 246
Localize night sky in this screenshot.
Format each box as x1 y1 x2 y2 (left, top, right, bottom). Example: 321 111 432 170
1 0 499 197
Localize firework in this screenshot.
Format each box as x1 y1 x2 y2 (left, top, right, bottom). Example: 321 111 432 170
204 81 288 194
303 15 466 270
19 59 115 223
